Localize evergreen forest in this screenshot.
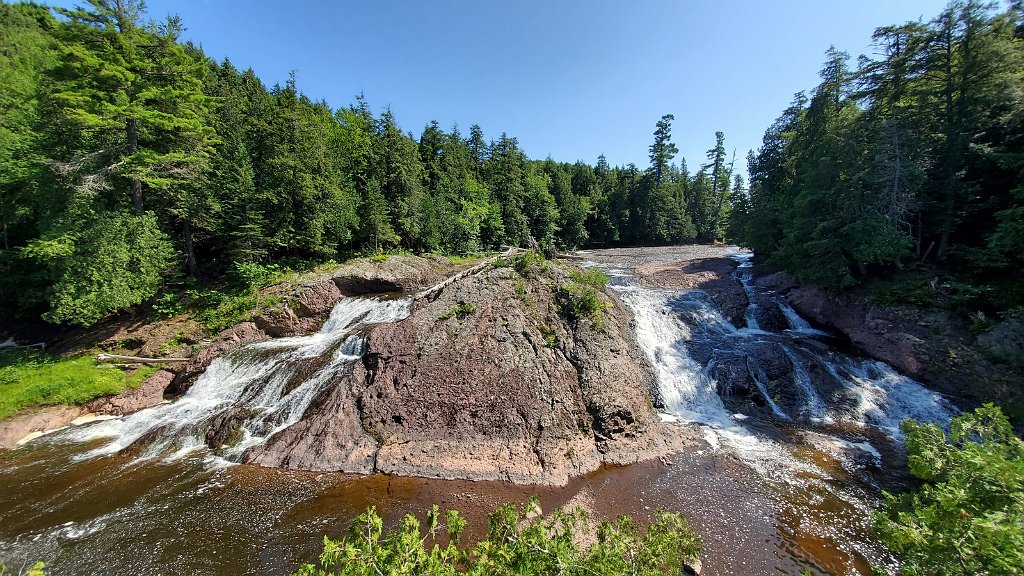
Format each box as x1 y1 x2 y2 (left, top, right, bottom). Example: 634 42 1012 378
730 0 1024 315
0 1 735 328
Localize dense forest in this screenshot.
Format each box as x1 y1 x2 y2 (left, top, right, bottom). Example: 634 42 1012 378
0 0 737 328
730 0 1024 315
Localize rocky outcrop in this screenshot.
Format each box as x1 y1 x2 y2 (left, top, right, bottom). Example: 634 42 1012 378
248 259 695 485
330 255 449 295
637 258 748 326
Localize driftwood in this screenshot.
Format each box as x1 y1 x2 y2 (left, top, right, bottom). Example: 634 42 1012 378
96 353 189 364
414 247 523 301
0 337 46 352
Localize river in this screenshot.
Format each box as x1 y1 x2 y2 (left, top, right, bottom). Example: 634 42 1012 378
0 246 956 575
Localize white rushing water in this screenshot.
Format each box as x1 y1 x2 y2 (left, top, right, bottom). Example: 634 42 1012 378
64 297 412 461
589 254 957 484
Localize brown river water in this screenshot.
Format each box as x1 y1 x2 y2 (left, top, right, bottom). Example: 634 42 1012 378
1 247 954 575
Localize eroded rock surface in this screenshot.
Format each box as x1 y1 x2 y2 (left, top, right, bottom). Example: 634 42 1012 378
251 259 693 485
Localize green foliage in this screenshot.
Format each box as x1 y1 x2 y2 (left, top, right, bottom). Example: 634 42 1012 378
231 261 282 290
23 211 174 326
730 3 1024 308
152 292 186 318
188 288 282 333
512 251 549 278
293 499 701 576
0 350 157 420
439 301 476 320
0 562 45 576
538 323 558 348
557 283 609 324
875 404 1024 575
569 268 609 289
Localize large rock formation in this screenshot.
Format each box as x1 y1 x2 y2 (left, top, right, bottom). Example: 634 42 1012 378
247 258 692 485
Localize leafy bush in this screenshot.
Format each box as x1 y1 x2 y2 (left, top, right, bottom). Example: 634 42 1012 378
538 323 558 348
188 289 282 333
0 562 45 576
294 499 701 576
231 261 281 290
569 267 609 289
439 301 476 320
557 283 608 323
874 404 1024 575
513 250 549 278
0 350 157 419
152 292 185 318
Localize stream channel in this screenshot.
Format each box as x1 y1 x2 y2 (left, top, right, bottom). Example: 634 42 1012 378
0 246 957 575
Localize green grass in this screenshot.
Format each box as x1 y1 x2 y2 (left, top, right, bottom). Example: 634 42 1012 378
0 349 158 420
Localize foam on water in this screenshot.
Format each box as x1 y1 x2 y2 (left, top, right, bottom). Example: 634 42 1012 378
63 297 412 461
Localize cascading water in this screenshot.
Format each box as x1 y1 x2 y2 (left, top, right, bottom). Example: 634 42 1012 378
583 249 959 573
63 297 412 462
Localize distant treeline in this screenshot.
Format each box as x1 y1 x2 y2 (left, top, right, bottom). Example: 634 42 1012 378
730 0 1024 311
0 1 736 327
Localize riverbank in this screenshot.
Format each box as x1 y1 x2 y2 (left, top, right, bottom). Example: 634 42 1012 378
0 253 475 449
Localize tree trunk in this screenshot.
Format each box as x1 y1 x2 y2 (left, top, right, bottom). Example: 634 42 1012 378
127 117 143 213
183 220 198 278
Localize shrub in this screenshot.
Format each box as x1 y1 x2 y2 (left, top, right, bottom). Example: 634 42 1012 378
513 250 549 278
569 267 609 289
874 404 1024 575
557 283 608 322
293 499 701 576
231 261 281 290
439 301 476 320
0 562 45 576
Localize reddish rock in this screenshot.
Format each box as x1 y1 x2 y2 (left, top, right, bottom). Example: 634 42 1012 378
637 258 748 326
170 322 268 394
0 368 175 450
248 260 695 485
87 369 174 415
786 287 924 375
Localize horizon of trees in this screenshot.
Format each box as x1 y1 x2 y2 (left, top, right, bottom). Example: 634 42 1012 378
0 0 737 328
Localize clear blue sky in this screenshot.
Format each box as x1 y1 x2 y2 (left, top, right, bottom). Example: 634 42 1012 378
53 0 953 171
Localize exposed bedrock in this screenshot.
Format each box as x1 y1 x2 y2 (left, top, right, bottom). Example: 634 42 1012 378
249 261 693 485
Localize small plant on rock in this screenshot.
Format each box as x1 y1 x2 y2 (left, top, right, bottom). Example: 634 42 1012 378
439 301 476 320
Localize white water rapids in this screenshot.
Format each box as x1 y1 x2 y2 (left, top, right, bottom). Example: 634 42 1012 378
63 297 412 462
584 250 958 572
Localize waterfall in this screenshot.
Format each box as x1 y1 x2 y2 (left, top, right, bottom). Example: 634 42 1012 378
595 255 956 451
64 297 412 461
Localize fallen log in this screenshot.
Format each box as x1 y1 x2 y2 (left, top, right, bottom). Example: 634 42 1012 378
414 247 522 301
96 353 189 364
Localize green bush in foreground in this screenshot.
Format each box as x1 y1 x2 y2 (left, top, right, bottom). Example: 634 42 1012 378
875 404 1024 575
0 350 157 420
294 499 700 576
0 562 44 576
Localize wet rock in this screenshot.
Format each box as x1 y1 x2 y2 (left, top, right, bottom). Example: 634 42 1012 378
206 406 252 449
786 287 923 376
169 322 268 395
751 295 789 332
753 271 798 293
636 258 748 326
247 370 380 473
0 368 174 450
